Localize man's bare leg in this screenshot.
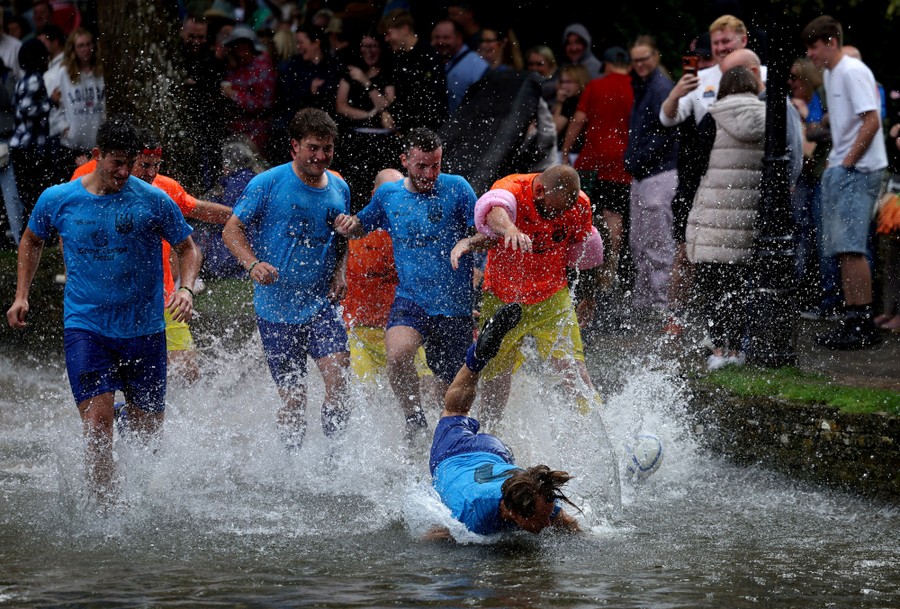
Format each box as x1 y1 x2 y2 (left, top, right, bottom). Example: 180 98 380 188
839 253 873 305
276 384 307 448
77 392 117 503
316 351 351 436
386 325 428 430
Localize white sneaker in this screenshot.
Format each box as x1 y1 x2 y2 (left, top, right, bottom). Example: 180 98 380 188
706 353 730 371
725 352 746 367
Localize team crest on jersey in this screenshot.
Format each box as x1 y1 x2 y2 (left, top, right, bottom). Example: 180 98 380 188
91 229 108 247
115 213 134 235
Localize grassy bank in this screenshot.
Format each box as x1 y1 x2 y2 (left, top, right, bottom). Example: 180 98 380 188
700 365 900 416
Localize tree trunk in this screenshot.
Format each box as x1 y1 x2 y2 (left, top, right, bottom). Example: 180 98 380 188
95 1 197 186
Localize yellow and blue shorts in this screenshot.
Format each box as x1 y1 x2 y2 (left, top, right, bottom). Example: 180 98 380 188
479 289 584 382
348 325 433 382
164 309 195 352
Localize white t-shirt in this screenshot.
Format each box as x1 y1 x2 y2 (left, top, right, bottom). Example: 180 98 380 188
659 62 769 127
0 34 22 80
824 55 888 173
59 70 105 151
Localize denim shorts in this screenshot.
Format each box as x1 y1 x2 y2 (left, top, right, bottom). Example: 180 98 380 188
387 296 473 385
257 305 349 388
63 328 167 411
820 166 883 256
429 415 515 476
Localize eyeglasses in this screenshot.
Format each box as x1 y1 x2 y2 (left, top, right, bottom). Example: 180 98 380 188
360 43 379 49
481 37 499 43
631 54 653 64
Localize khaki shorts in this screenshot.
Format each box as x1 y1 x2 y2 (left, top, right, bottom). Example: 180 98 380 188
348 325 432 382
479 288 584 382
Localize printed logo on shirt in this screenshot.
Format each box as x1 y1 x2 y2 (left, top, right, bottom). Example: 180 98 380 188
90 228 108 247
473 463 517 485
703 86 716 99
115 213 133 235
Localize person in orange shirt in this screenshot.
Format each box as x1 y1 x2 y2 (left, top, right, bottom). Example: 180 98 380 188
71 130 232 383
452 164 604 425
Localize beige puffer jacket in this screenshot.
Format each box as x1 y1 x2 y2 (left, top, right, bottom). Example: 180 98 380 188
686 92 766 264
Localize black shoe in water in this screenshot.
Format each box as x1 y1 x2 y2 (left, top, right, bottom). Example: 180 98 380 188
475 303 523 362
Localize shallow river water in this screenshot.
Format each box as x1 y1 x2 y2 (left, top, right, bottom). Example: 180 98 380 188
1 331 898 608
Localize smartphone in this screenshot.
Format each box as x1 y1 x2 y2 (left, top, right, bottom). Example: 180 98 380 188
682 55 699 77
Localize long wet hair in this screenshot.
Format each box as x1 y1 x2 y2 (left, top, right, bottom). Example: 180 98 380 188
501 465 578 518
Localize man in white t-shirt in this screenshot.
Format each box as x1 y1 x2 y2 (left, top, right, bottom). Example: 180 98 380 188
660 14 752 128
803 15 887 350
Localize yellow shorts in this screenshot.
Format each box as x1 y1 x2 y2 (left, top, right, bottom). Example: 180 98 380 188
164 309 195 352
479 289 584 382
348 325 433 382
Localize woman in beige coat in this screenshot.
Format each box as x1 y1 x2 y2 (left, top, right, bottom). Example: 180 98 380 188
685 66 765 371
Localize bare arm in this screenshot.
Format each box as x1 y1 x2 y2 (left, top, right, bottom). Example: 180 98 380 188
167 236 201 323
486 207 531 252
6 228 45 328
188 199 234 225
560 110 587 162
660 74 699 124
450 233 494 269
842 110 881 168
222 214 279 284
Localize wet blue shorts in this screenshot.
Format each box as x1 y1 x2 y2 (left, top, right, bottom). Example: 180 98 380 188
387 296 473 385
63 328 167 411
257 305 349 388
429 415 515 476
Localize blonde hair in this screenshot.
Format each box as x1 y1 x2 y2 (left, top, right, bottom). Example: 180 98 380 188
63 27 103 83
559 63 589 92
272 29 296 63
526 45 558 72
709 14 747 37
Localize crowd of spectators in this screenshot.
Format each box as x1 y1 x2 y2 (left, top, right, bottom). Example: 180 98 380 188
2 1 900 366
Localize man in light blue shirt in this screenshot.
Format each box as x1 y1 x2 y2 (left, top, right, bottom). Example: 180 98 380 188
7 117 200 503
335 128 477 438
224 108 352 449
431 19 488 114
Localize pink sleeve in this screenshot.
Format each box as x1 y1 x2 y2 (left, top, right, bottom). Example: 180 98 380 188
474 189 518 238
566 225 604 270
